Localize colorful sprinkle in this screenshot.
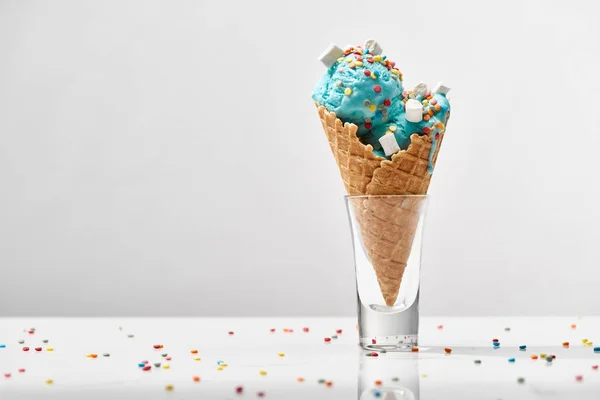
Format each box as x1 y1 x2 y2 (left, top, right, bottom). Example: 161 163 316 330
336 329 342 334
412 347 419 352
0 344 5 348
278 352 285 357
45 379 53 385
576 375 583 382
363 70 371 76
18 340 24 344
344 88 352 96
142 365 151 371
373 85 382 93
326 381 333 387
374 380 382 386
383 99 391 107
127 334 134 338
531 355 539 360
166 356 172 361
47 347 54 352
236 386 244 393
138 363 146 367
505 327 511 332
563 342 570 348
194 357 201 361
270 328 276 333
165 384 174 391
4 373 11 378
163 364 170 369
508 358 516 363
259 370 267 376
492 339 500 342
493 342 500 347
18 369 25 373
474 360 482 364
257 391 266 397
369 104 377 112
193 376 200 382
324 337 331 343
372 339 377 344
444 348 452 354
22 347 29 352
517 377 525 384
595 347 600 353
571 324 577 329
318 379 326 384
162 353 168 357
370 72 377 79
546 356 553 362
191 349 198 354
371 352 379 357
297 377 304 382
592 365 599 370
228 331 234 335
519 345 527 351
303 327 309 332
154 362 161 368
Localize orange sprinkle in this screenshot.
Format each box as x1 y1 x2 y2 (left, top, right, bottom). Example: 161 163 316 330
192 376 200 382
374 380 382 386
411 347 419 352
190 350 198 354
424 115 430 121
571 324 577 329
325 381 333 387
427 109 434 117
434 104 441 111
531 355 539 360
437 325 444 330
297 377 305 383
90 354 98 358
563 342 570 348
444 348 452 354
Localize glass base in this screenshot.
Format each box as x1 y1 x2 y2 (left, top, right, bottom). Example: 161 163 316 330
361 334 418 351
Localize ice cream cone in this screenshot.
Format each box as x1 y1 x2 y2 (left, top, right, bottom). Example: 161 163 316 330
317 104 445 306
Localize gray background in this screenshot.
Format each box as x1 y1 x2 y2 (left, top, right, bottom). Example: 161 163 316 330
1 0 599 316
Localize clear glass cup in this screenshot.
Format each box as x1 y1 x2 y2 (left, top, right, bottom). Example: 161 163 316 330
345 195 428 351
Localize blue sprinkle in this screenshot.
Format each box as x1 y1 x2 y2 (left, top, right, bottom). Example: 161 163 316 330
493 342 500 347
519 345 527 350
138 363 145 367
0 344 5 348
217 360 224 365
594 347 600 353
374 391 381 398
382 55 387 60
508 358 515 363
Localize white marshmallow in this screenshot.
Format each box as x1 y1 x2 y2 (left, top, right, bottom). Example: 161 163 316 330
432 82 451 95
364 39 383 55
379 133 401 157
413 82 428 97
405 99 424 123
318 44 344 68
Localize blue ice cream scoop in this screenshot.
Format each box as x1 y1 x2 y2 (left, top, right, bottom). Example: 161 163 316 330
312 40 450 170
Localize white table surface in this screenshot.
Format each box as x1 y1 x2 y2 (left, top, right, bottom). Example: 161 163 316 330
1 317 599 399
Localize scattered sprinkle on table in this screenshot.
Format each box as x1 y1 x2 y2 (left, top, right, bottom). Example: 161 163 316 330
162 353 168 357
493 342 500 348
153 344 161 349
531 355 538 360
297 377 304 382
444 348 452 354
45 379 53 385
324 337 331 343
318 379 326 384
142 365 151 371
47 347 54 352
594 347 600 353
4 373 11 378
18 369 25 373
193 376 200 382
190 349 198 354
163 364 170 369
154 362 161 368
303 327 309 332
541 353 547 358
138 363 146 367
166 356 172 361
270 328 276 333
392 377 399 382
331 335 338 339
336 329 342 334
505 327 511 332
508 358 515 363
42 340 48 343
228 331 234 335
236 386 244 393
546 356 553 362
474 360 482 365
22 347 29 351
127 334 134 338
563 342 570 348
326 381 333 387
194 357 201 361
165 384 174 391
571 324 577 329
0 344 5 348
374 380 382 386
519 345 527 350
371 352 379 357
103 353 110 357
278 352 285 357
592 365 599 370
437 324 444 330
517 377 525 384
576 375 583 382
374 391 382 398
18 340 24 344
259 370 267 376
411 347 419 352
257 391 265 397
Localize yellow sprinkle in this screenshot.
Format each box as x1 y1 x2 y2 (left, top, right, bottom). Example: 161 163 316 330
422 100 429 106
385 131 393 135
540 353 547 358
391 69 399 75
221 363 228 367
369 104 377 112
355 61 363 67
337 57 344 62
583 338 589 343
217 366 224 371
260 370 267 376
345 57 352 63
163 364 170 369
374 55 382 62
193 357 201 361
278 352 285 357
47 347 54 352
370 72 377 79
389 125 397 132
45 379 53 385
344 88 352 96
85 354 91 358
165 384 174 391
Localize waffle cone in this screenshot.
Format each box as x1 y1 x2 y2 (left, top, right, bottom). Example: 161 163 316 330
317 105 445 306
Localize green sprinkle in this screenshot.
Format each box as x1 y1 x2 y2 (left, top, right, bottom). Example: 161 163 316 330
162 353 168 357
42 340 49 344
331 335 338 339
127 334 134 338
474 360 482 364
545 356 553 362
154 362 161 368
391 377 399 382
380 349 387 354
18 340 24 344
103 353 110 357
505 327 511 332
517 377 525 384
318 379 326 384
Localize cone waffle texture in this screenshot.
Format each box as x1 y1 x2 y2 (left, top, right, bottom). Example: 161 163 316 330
317 105 445 306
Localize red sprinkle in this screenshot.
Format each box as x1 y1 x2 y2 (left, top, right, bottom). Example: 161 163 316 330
444 348 452 354
153 345 161 349
35 347 42 352
22 347 29 352
422 126 431 134
435 133 441 140
228 331 234 335
324 337 331 343
270 328 275 333
576 375 583 382
363 70 371 76
412 347 419 352
336 329 342 334
4 373 11 378
592 365 599 370
437 324 444 330
373 85 382 93
28 330 34 335
325 381 333 387
390 61 396 67
492 339 499 343
365 122 372 129
303 327 309 333
383 99 391 106
141 360 148 364
18 369 25 373
142 365 151 371
166 356 172 361
551 355 556 359
371 352 379 357
257 391 266 397
374 380 382 386
367 58 374 63
236 386 244 394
